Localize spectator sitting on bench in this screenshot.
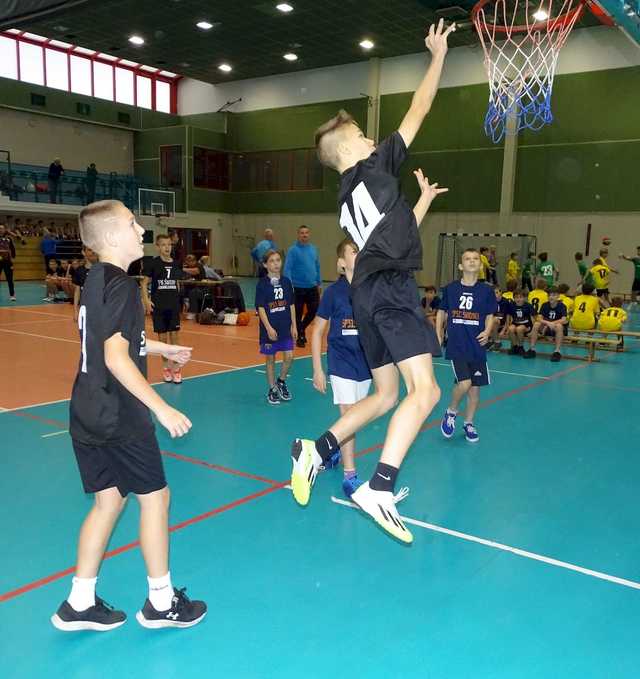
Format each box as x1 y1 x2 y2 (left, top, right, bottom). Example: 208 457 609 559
199 255 222 280
597 296 627 335
524 286 568 362
44 259 66 302
570 283 601 332
421 285 440 326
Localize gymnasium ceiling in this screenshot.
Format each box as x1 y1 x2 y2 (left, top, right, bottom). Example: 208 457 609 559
7 0 602 85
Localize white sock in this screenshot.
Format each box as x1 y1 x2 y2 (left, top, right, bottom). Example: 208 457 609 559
148 572 173 611
67 576 97 612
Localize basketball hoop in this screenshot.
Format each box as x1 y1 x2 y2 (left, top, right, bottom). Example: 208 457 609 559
472 0 585 142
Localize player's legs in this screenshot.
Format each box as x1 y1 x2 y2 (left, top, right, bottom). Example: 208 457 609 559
338 403 357 474
553 325 564 353
293 288 307 344
279 349 293 381
137 486 170 578
75 487 127 579
464 385 480 424
265 353 276 388
527 321 542 354
448 378 472 414
3 262 15 298
300 287 320 337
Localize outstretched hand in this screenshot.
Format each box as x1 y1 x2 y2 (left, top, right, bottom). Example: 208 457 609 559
162 344 193 365
425 18 456 58
414 168 449 202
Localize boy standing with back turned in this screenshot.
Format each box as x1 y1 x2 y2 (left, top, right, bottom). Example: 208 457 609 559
290 20 454 543
51 200 206 632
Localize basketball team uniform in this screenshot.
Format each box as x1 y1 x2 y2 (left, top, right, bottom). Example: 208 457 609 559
69 263 165 497
337 131 440 368
511 301 534 331
506 259 520 284
439 281 497 386
538 301 567 335
502 290 514 301
147 256 184 334
537 261 556 287
71 263 90 290
317 275 372 405
597 306 627 332
559 294 574 315
255 275 295 355
495 297 512 329
590 263 611 296
528 288 549 314
570 294 600 330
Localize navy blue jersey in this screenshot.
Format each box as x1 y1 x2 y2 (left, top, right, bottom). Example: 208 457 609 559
495 298 512 322
511 302 534 325
440 281 497 361
421 294 441 311
539 301 567 322
317 276 371 381
255 276 295 343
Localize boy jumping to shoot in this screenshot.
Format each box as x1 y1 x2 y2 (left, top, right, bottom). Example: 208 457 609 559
290 19 454 543
52 200 206 632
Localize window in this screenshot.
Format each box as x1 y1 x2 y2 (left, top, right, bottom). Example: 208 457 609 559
0 36 18 79
231 149 323 192
3 32 179 113
115 67 134 105
160 145 183 187
93 60 113 100
45 48 68 90
156 80 171 113
70 55 91 95
19 41 44 85
136 75 152 109
193 147 229 190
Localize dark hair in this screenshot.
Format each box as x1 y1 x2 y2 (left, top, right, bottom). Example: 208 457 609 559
461 248 479 257
611 296 623 307
506 279 517 292
535 278 548 290
514 289 525 297
424 285 437 293
298 225 310 232
582 283 595 295
538 252 548 261
548 286 559 294
574 252 583 260
155 233 171 244
479 246 488 253
336 237 358 258
557 283 570 294
510 252 517 258
492 284 501 291
592 258 602 266
262 248 280 264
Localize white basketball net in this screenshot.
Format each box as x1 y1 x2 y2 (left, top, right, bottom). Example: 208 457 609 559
472 0 584 142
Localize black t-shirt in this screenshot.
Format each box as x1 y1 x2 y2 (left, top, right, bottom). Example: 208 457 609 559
338 131 420 288
146 256 185 309
69 263 153 445
71 264 89 288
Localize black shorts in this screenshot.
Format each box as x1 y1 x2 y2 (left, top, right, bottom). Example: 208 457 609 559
352 270 441 370
512 322 532 335
540 325 562 337
153 306 181 333
451 360 490 387
632 279 640 292
72 431 167 497
596 288 609 297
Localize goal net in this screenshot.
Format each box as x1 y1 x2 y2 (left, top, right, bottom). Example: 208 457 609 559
435 232 537 289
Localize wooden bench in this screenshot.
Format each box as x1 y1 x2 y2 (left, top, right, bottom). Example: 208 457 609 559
534 334 620 362
569 328 640 352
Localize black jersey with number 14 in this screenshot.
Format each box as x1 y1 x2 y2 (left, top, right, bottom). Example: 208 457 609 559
338 131 421 288
69 263 154 445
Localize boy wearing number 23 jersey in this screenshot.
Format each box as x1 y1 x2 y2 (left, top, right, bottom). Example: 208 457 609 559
53 200 206 634
437 249 497 444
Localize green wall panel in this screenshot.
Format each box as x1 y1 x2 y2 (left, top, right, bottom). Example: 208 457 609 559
515 141 640 212
380 84 497 152
519 67 640 146
401 149 503 212
0 77 179 130
134 126 187 160
179 112 228 135
190 126 227 150
227 98 368 152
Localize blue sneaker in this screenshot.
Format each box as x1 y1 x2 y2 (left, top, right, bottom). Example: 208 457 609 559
342 474 364 498
463 422 479 443
441 409 457 439
319 448 341 471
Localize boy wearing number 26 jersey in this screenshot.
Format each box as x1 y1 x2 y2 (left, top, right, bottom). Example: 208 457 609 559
53 200 206 634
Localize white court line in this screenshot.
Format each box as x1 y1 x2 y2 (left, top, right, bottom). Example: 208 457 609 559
189 358 240 369
0 328 79 344
0 318 70 327
331 497 640 592
432 361 547 380
255 369 266 374
179 328 256 343
41 430 68 438
2 307 73 319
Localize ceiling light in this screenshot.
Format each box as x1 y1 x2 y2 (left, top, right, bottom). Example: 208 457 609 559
276 3 294 12
532 9 549 20
359 39 374 50
283 52 298 61
197 21 214 30
218 63 232 72
128 35 145 46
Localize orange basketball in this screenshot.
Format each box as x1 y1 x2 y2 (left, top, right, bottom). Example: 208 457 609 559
237 312 250 326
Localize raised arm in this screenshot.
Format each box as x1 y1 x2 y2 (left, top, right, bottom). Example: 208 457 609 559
413 168 448 226
398 19 456 148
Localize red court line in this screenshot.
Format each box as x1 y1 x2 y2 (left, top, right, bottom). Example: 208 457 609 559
0 482 286 604
161 450 281 486
1 361 588 604
10 410 67 428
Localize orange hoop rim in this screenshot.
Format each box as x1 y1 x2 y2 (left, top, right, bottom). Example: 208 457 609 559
471 0 586 34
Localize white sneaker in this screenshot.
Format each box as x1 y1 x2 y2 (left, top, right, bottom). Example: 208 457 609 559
351 482 413 544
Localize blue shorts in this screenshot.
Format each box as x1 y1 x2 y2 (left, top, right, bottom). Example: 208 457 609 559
451 360 490 387
260 337 294 355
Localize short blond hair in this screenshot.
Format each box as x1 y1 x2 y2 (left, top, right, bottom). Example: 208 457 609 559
78 200 126 252
314 109 354 171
